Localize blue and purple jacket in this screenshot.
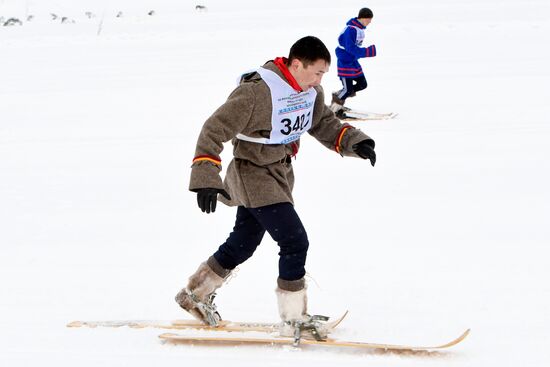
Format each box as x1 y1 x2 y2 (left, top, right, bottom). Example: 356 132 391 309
335 18 377 78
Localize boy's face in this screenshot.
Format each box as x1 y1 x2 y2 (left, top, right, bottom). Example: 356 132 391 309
359 18 372 27
290 59 330 91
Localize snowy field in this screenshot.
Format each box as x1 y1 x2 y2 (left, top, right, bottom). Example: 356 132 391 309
1 0 549 366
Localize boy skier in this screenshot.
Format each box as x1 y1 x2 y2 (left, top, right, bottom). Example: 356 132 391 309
175 36 376 338
331 8 377 116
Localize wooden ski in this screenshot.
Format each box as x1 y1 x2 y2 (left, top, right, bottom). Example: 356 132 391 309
67 311 348 333
158 328 470 351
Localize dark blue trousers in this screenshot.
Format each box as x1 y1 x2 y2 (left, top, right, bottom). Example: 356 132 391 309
212 202 309 281
336 75 368 101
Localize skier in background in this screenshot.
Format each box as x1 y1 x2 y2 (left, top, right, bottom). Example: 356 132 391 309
331 7 377 117
175 36 376 339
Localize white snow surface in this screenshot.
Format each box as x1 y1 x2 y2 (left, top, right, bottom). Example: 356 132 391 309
1 0 549 365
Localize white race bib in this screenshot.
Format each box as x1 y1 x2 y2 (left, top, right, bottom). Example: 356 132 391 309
236 67 317 145
337 25 365 47
351 26 365 46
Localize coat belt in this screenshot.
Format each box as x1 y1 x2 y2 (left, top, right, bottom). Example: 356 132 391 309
279 155 292 164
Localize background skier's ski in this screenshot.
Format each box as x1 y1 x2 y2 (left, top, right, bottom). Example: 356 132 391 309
339 109 398 121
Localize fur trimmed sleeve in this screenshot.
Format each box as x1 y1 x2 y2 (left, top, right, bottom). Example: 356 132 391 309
308 87 372 157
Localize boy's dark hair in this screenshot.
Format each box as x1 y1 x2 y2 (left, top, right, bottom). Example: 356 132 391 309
287 36 331 67
358 7 373 19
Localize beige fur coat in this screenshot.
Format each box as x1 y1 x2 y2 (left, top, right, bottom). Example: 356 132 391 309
189 61 373 208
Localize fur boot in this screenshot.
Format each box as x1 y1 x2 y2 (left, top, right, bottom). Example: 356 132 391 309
175 257 230 326
276 280 329 340
330 92 345 113
331 92 345 106
277 286 308 324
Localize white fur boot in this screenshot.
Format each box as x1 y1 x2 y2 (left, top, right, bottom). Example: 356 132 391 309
277 286 308 320
276 281 330 341
276 286 308 337
175 257 230 326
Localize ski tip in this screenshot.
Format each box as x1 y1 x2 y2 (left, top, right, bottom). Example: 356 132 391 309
458 328 471 341
330 310 349 328
67 321 84 328
159 333 178 340
436 328 471 348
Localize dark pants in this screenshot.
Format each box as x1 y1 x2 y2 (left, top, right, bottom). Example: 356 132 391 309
336 75 368 101
212 202 309 281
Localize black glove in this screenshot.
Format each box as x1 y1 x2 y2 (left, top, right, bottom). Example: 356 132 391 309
352 139 376 166
196 188 231 214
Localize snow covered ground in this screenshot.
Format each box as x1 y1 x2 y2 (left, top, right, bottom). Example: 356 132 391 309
1 0 549 365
